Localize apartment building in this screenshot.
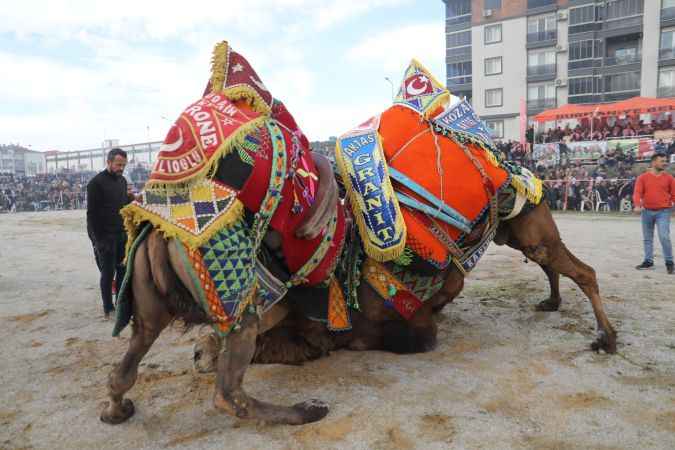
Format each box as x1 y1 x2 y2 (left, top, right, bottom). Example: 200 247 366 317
443 0 675 140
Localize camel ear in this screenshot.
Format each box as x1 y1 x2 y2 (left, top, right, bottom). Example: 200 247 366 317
146 230 173 298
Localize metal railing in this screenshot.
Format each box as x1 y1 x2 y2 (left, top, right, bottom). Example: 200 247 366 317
659 47 675 60
663 7 675 21
527 98 557 110
527 64 556 76
604 53 641 66
448 76 472 86
527 30 557 43
658 86 675 98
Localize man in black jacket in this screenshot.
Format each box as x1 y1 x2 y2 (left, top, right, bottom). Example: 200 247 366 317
87 148 135 319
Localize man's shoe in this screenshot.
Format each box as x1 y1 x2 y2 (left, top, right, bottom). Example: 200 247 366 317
667 264 674 275
635 261 654 270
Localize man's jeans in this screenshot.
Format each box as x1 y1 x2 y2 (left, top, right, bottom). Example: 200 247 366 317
642 208 673 265
95 232 127 314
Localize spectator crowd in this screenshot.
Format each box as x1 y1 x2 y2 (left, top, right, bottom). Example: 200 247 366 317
534 118 675 144
0 164 150 213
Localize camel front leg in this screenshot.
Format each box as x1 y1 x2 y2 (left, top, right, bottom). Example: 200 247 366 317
212 312 329 425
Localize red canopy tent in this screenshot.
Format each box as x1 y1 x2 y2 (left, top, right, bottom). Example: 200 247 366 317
533 103 595 122
533 96 675 122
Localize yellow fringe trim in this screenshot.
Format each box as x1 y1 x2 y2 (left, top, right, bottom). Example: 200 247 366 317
209 40 230 97
209 40 272 115
145 116 268 189
335 133 407 262
510 176 543 205
121 197 245 256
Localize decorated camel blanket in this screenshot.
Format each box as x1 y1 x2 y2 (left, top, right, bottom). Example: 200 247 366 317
336 60 543 275
119 41 346 336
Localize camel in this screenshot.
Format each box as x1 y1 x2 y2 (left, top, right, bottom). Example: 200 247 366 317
100 142 617 426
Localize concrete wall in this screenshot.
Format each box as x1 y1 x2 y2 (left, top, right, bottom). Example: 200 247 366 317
556 7 570 105
641 0 661 97
472 15 527 141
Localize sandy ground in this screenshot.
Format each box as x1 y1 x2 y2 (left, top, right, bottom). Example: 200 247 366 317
1 210 674 450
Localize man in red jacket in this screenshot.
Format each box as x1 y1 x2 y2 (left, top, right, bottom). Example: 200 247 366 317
633 153 674 274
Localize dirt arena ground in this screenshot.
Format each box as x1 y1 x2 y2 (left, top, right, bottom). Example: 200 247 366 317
1 210 674 450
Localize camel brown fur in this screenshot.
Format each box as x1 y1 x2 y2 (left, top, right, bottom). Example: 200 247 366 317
193 201 616 372
101 179 616 427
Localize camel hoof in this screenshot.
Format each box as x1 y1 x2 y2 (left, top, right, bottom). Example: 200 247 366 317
590 330 617 354
535 298 561 312
100 398 135 425
292 399 329 424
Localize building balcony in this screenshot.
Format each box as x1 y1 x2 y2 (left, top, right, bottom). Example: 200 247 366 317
658 86 675 98
603 15 643 32
660 48 675 60
604 90 641 102
604 53 641 67
662 7 675 22
527 30 557 44
527 64 556 77
527 98 556 110
447 77 472 90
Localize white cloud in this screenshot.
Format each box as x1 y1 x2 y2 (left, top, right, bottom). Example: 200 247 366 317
0 1 441 149
346 22 446 82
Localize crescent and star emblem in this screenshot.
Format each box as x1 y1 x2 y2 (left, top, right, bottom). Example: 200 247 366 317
406 74 431 96
159 126 184 153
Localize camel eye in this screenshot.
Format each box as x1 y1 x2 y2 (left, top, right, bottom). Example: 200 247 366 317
193 350 203 361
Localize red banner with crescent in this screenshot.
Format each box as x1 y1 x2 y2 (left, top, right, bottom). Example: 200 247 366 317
148 93 263 184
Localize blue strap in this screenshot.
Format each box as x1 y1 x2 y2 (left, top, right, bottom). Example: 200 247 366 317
389 167 472 230
396 192 472 233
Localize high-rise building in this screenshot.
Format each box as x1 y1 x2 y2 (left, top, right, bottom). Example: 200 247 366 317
443 0 674 141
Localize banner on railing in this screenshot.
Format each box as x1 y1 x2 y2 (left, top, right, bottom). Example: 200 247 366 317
564 141 607 161
532 143 560 167
606 138 638 157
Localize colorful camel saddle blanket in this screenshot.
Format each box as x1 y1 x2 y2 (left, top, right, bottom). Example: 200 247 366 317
203 40 313 155
176 218 258 336
147 92 265 185
122 178 244 249
337 59 543 272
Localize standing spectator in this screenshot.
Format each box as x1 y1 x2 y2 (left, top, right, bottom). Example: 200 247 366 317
86 148 135 318
633 153 675 274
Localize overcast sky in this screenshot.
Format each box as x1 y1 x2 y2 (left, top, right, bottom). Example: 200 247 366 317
0 0 445 151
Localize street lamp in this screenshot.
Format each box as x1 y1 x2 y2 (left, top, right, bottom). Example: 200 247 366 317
384 77 394 101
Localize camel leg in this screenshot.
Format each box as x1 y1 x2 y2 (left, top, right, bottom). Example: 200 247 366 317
535 263 562 312
212 312 329 424
507 203 617 353
101 241 172 424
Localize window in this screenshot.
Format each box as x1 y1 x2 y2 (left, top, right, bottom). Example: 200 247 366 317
527 14 557 42
569 5 596 25
485 88 503 107
528 83 556 100
569 40 596 60
485 56 502 75
447 61 472 85
528 0 555 7
604 72 640 92
605 0 643 20
485 120 504 139
485 0 501 9
569 76 599 96
661 28 675 59
447 0 471 25
485 24 502 44
447 30 471 48
658 68 675 97
527 49 556 76
665 0 675 8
